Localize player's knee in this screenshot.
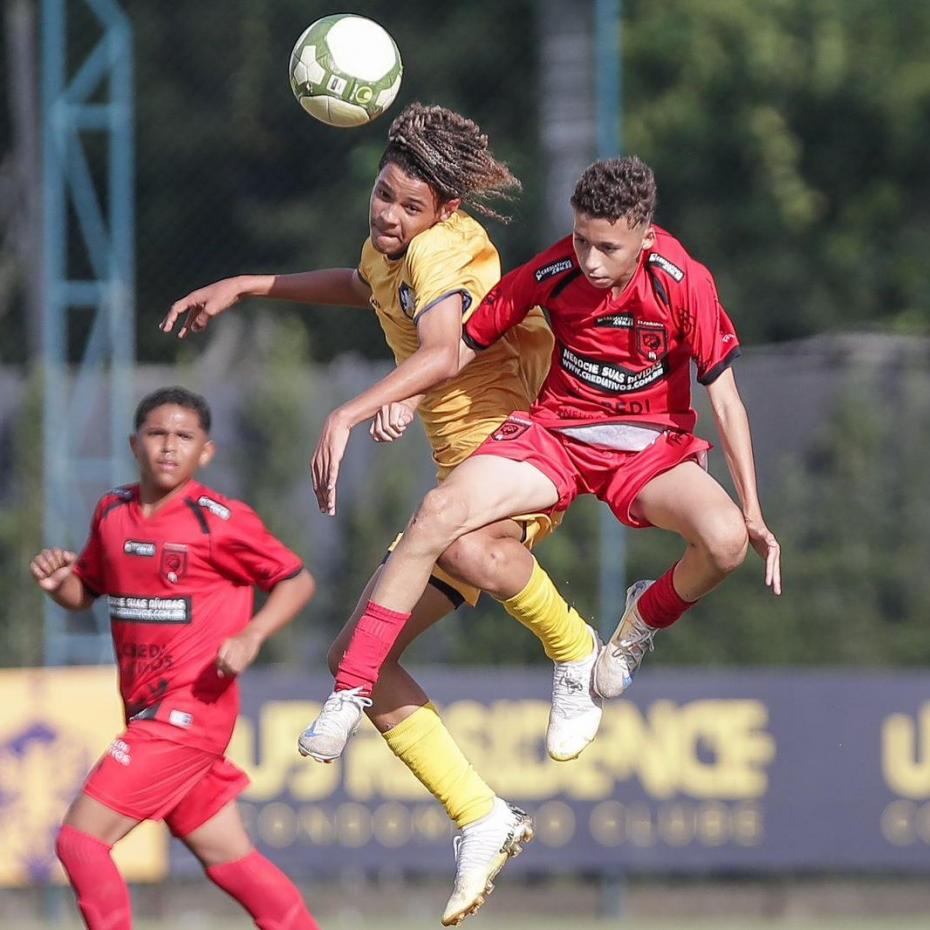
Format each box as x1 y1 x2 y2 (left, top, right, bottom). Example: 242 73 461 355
702 511 749 576
56 824 95 871
437 535 500 591
411 487 469 547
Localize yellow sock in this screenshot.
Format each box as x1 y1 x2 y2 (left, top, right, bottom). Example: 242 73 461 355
499 558 593 663
382 702 494 829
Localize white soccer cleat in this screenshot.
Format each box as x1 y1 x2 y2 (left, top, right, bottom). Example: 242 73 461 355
297 687 373 762
546 624 604 761
441 798 534 926
594 580 657 699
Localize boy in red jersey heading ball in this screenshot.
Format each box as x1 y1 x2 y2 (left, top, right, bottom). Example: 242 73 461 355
301 156 782 762
30 386 319 930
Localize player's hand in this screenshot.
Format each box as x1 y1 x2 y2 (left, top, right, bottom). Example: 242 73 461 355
370 402 415 443
745 516 781 595
160 277 244 339
30 549 78 592
216 629 263 678
312 409 352 516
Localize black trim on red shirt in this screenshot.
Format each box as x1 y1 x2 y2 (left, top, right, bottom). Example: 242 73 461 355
698 346 742 385
101 495 132 521
184 497 211 534
549 268 583 301
647 267 671 309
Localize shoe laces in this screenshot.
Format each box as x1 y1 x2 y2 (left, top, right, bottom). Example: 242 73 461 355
317 687 373 730
452 805 514 875
611 613 656 664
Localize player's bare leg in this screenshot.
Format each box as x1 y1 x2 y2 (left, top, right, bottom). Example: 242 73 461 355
595 461 749 697
181 801 320 929
439 528 603 762
303 477 599 762
302 458 603 764
62 792 139 844
321 557 534 926
370 456 560 612
56 794 139 929
178 800 253 867
307 516 595 924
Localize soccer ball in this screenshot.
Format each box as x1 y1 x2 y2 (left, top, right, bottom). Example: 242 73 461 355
289 14 403 128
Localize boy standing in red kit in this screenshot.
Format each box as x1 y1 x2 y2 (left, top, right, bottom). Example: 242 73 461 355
30 386 320 930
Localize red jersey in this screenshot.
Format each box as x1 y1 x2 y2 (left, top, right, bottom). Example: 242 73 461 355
72 479 304 754
463 227 741 434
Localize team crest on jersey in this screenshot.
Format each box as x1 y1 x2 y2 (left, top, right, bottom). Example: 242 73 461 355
534 258 574 282
160 544 188 584
398 282 416 317
491 417 532 442
648 253 685 282
634 320 669 361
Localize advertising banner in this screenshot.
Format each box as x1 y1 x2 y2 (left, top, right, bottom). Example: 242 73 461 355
2 666 929 884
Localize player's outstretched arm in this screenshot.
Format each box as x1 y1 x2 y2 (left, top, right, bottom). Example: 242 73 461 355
29 548 96 611
312 295 464 515
160 269 371 339
215 568 316 678
706 369 782 595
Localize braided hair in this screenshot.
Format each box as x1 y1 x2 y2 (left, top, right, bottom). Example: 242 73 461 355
379 103 522 223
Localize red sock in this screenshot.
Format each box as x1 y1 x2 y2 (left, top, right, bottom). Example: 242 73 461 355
207 850 320 930
334 599 411 694
637 567 696 629
56 825 131 930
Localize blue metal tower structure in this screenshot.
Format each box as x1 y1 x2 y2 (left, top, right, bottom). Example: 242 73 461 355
42 0 135 665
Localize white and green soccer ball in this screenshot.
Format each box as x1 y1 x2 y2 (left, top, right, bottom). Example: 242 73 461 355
289 14 403 128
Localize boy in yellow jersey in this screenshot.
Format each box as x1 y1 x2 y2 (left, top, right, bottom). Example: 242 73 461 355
162 104 600 926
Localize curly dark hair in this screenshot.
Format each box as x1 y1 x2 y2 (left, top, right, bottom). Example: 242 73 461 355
570 156 657 227
134 386 211 433
379 103 522 222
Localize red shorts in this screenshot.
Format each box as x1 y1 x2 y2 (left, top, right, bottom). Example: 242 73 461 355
82 721 249 838
472 414 711 529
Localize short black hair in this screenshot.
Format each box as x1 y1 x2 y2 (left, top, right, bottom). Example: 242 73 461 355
134 386 211 433
570 156 657 227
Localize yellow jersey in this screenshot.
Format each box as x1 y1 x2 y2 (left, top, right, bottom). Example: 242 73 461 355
359 210 552 477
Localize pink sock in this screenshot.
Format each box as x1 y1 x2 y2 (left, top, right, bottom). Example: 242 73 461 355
56 825 131 930
638 567 695 629
206 850 320 930
334 600 411 694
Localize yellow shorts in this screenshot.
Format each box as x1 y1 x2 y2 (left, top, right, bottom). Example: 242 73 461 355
386 509 561 609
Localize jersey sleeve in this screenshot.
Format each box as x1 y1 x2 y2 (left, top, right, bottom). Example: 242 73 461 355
462 259 540 350
407 239 493 324
72 501 107 598
685 263 742 384
211 504 305 592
